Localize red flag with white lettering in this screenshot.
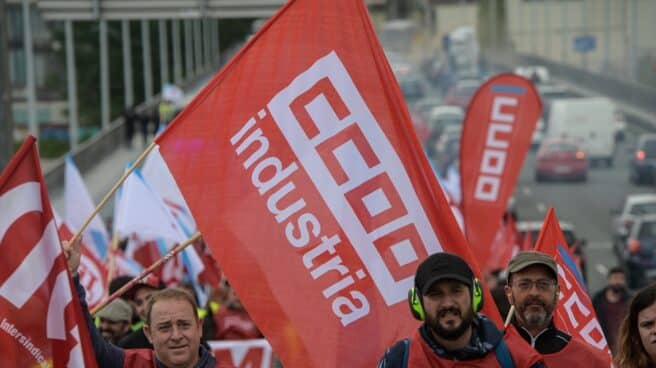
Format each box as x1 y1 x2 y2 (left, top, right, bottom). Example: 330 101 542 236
0 136 98 367
154 0 499 366
534 208 612 362
460 74 541 262
209 339 274 368
58 222 108 310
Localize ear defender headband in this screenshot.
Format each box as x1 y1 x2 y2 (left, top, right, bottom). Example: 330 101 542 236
408 278 484 321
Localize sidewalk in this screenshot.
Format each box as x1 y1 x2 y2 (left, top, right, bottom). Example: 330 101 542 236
49 74 213 219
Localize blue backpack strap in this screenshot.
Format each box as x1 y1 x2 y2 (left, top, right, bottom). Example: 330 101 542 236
494 338 515 368
378 338 410 368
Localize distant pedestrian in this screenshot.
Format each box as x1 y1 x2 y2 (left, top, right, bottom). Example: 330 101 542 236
614 284 656 368
122 106 139 149
593 267 631 354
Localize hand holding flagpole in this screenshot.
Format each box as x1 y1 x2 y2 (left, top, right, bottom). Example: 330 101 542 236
90 231 202 316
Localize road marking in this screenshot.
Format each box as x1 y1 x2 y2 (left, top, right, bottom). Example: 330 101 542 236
522 186 531 196
536 203 546 213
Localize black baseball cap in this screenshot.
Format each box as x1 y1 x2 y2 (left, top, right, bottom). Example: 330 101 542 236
415 252 474 295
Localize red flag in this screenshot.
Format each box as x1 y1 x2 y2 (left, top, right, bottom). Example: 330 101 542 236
58 222 108 310
485 217 518 274
521 227 534 251
209 339 274 368
0 136 98 367
460 74 541 262
154 0 499 367
534 208 612 363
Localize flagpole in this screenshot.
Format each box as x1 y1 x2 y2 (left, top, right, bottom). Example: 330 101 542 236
91 231 201 315
504 305 515 328
69 142 156 246
104 231 121 295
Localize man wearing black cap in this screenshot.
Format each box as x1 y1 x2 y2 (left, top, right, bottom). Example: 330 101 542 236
504 251 609 366
378 252 544 367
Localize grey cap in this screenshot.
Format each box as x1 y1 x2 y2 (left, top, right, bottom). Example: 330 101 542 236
96 298 133 323
507 251 558 278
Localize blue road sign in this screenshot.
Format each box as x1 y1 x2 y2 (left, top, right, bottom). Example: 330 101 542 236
574 35 596 53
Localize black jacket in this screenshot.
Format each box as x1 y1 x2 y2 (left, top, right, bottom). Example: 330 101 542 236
513 321 570 354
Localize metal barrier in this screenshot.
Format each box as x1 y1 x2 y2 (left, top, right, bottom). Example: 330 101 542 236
488 51 656 131
43 72 212 192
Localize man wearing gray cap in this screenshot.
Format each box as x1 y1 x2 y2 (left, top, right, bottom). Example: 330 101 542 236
97 298 133 344
504 251 609 366
378 252 544 367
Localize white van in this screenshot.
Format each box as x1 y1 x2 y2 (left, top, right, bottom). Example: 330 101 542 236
546 97 617 166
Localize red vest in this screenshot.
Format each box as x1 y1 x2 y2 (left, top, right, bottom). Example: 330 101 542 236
406 327 543 367
122 349 233 368
542 337 612 367
122 349 158 368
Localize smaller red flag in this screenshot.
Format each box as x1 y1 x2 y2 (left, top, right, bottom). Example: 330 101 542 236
534 208 612 363
0 136 98 367
460 74 542 263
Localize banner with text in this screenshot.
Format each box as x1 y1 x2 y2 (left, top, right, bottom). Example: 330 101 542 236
154 0 497 366
460 74 541 262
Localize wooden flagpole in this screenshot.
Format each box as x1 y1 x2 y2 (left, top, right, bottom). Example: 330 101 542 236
91 231 201 315
69 142 156 246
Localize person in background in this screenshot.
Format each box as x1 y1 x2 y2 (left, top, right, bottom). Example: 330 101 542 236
97 298 133 344
592 266 631 354
504 251 609 366
487 268 511 320
122 105 139 149
213 279 263 340
117 274 165 349
378 252 544 367
614 284 656 368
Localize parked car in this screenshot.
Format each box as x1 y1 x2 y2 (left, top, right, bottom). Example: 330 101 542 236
428 105 464 138
629 134 656 184
413 96 443 123
444 79 480 109
398 73 428 106
611 193 656 254
618 214 656 289
516 220 587 281
534 138 588 182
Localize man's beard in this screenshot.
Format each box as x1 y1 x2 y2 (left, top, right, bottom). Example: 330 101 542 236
427 306 475 341
518 295 556 329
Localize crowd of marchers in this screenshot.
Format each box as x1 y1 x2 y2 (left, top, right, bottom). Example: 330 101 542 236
62 231 656 368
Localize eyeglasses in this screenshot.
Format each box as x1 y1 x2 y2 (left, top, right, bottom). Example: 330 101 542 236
513 279 557 292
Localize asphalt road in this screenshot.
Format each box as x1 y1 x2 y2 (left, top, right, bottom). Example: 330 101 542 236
512 127 654 295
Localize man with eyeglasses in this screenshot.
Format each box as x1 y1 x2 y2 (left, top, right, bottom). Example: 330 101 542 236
504 251 609 365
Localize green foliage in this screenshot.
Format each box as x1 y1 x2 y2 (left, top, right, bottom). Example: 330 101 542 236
50 18 254 132
38 139 70 158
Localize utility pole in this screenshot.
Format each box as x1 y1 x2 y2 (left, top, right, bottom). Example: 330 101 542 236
0 0 14 170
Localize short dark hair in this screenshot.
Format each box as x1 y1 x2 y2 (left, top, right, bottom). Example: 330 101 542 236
608 266 625 278
145 288 199 326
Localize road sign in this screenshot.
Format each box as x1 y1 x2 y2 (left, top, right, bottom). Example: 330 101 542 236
574 35 596 53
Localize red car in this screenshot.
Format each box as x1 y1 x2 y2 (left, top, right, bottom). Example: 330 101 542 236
535 139 588 182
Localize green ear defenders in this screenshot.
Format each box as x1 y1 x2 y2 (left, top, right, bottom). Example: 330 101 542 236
408 278 484 321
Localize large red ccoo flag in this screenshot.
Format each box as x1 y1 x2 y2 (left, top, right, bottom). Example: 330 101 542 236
0 136 98 367
155 0 499 366
460 74 541 263
534 208 612 365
